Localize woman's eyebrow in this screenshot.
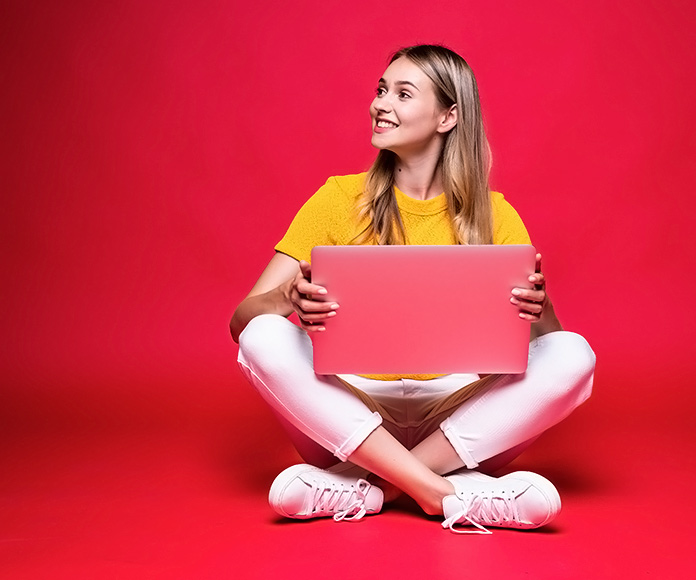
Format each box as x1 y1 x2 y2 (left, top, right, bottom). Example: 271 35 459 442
378 78 421 92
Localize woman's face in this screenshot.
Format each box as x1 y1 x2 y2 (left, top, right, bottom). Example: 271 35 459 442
370 57 453 158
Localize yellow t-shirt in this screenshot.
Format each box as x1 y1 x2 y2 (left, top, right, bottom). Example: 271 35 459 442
275 173 532 381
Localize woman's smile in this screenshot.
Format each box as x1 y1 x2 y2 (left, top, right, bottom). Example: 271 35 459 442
374 118 399 133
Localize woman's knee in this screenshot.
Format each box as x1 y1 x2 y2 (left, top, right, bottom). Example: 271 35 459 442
551 331 595 374
238 314 304 370
532 331 596 403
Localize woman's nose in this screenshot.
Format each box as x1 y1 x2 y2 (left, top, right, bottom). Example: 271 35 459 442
373 96 392 113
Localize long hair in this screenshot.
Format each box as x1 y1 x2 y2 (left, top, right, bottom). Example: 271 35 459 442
352 45 493 246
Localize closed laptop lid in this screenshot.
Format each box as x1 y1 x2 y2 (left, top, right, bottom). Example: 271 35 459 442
310 245 536 375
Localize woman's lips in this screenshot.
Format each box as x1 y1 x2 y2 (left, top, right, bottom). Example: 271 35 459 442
374 119 398 133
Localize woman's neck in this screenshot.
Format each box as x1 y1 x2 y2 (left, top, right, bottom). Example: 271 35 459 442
393 152 444 201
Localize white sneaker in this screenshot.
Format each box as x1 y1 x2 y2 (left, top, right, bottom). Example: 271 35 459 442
442 470 561 534
268 463 384 522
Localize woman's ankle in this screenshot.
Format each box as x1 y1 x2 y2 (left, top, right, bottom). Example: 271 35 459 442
418 477 456 516
367 474 403 503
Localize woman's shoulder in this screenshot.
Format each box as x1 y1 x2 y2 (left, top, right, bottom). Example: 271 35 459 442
489 190 531 245
489 190 508 206
490 190 522 216
276 172 367 255
319 172 367 199
291 172 366 222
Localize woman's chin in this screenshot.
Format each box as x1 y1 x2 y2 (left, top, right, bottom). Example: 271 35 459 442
370 136 396 153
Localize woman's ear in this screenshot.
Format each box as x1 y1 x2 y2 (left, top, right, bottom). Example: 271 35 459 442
438 104 458 133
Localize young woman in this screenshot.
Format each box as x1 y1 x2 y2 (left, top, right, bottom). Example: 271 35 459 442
230 45 595 533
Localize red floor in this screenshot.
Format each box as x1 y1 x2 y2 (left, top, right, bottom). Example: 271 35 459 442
2 368 694 579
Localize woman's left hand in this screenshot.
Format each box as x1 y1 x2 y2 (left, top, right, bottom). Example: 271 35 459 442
510 253 546 322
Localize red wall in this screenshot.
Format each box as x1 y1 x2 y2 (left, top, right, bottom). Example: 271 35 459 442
3 0 695 405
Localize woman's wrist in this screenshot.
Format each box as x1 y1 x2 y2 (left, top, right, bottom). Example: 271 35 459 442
231 281 295 343
531 298 563 339
279 277 294 311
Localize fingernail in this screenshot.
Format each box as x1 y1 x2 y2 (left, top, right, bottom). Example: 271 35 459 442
512 289 521 296
331 303 339 309
318 289 328 295
328 311 336 317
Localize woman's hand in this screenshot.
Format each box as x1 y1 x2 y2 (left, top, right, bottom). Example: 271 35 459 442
287 260 339 332
510 253 546 323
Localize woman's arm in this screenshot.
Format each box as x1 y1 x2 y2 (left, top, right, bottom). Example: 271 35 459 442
230 252 339 343
529 295 563 340
229 253 297 343
509 253 564 341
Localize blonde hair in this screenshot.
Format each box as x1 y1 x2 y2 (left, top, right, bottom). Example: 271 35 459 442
353 45 493 246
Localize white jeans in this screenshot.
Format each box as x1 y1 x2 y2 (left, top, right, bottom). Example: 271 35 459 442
237 314 595 471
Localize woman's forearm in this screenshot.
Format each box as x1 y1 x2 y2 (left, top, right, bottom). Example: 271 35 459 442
530 296 563 341
230 280 294 343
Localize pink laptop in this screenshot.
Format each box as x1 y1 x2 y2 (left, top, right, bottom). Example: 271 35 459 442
310 245 536 375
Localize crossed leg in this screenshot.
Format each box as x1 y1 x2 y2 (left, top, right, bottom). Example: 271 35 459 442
238 314 595 516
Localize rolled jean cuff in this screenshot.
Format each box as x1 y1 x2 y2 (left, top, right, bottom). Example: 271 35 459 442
441 420 479 469
335 412 383 462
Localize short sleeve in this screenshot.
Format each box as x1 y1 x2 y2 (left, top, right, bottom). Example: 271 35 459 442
491 191 532 245
274 176 357 263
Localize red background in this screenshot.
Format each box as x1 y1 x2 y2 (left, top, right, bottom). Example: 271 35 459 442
2 0 695 577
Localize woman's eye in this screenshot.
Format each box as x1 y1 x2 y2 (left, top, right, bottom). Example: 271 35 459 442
399 91 411 99
375 87 386 96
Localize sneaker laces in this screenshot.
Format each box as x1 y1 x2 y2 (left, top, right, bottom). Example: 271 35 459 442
307 477 372 522
443 492 520 534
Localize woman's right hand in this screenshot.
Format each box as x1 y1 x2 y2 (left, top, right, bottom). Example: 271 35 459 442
287 260 339 332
